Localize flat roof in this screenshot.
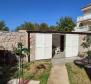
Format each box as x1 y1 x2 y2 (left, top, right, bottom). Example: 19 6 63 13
82 3 91 9
26 30 91 35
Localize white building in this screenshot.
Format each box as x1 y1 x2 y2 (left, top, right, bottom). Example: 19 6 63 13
33 33 79 60
34 3 91 60
75 3 91 32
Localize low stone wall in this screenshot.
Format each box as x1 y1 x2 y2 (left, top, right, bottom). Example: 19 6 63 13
0 30 35 61
79 35 86 54
0 31 28 50
79 35 91 56
30 33 36 61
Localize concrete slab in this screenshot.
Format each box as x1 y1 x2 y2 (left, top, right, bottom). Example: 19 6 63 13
47 64 69 84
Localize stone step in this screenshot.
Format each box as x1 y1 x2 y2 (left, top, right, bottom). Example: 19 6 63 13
53 53 64 59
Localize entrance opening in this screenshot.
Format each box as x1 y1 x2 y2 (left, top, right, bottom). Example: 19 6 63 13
52 34 65 58
60 35 65 52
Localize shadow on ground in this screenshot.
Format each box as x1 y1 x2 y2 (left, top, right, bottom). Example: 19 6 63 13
85 68 91 80
0 50 18 84
75 62 91 81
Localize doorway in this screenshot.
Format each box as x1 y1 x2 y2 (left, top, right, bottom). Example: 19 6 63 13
52 34 65 58
60 35 65 52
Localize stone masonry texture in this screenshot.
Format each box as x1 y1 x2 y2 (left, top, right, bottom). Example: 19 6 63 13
0 30 35 61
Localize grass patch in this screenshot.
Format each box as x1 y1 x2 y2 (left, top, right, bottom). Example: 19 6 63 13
66 63 91 84
13 60 52 84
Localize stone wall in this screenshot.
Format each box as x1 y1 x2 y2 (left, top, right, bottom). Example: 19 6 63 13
30 33 36 61
79 35 91 56
0 30 36 61
78 35 86 54
0 31 28 50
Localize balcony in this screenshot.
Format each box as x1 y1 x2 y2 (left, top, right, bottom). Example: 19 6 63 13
77 14 91 22
74 26 91 32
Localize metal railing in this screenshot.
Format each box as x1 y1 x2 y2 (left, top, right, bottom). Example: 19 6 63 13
75 26 89 32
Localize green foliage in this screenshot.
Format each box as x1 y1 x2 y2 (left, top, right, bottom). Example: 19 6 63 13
0 21 9 31
81 36 91 49
15 22 50 31
15 22 35 31
13 42 29 57
81 42 89 49
49 25 57 31
87 51 91 56
57 16 76 32
13 42 30 81
14 42 23 56
0 17 76 32
34 23 40 31
39 23 49 31
15 16 75 32
34 23 49 31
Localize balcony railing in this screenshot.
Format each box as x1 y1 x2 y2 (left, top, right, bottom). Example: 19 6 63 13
74 26 91 32
89 26 91 31
77 14 91 22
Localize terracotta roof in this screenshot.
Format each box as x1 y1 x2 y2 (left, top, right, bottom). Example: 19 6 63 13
82 3 91 9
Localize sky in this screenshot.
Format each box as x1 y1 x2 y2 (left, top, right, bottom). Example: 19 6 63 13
0 0 91 31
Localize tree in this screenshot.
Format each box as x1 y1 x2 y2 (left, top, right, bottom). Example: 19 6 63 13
14 42 30 63
15 22 50 31
15 22 35 31
49 25 57 31
39 23 49 31
0 21 9 31
34 23 40 31
13 42 29 83
57 16 76 32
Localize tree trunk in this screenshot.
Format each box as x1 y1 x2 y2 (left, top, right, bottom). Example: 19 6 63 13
19 56 21 84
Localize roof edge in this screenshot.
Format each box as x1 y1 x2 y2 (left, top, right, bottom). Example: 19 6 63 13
81 3 91 10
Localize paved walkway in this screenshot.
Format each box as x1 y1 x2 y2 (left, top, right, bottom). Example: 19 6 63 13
47 64 69 84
